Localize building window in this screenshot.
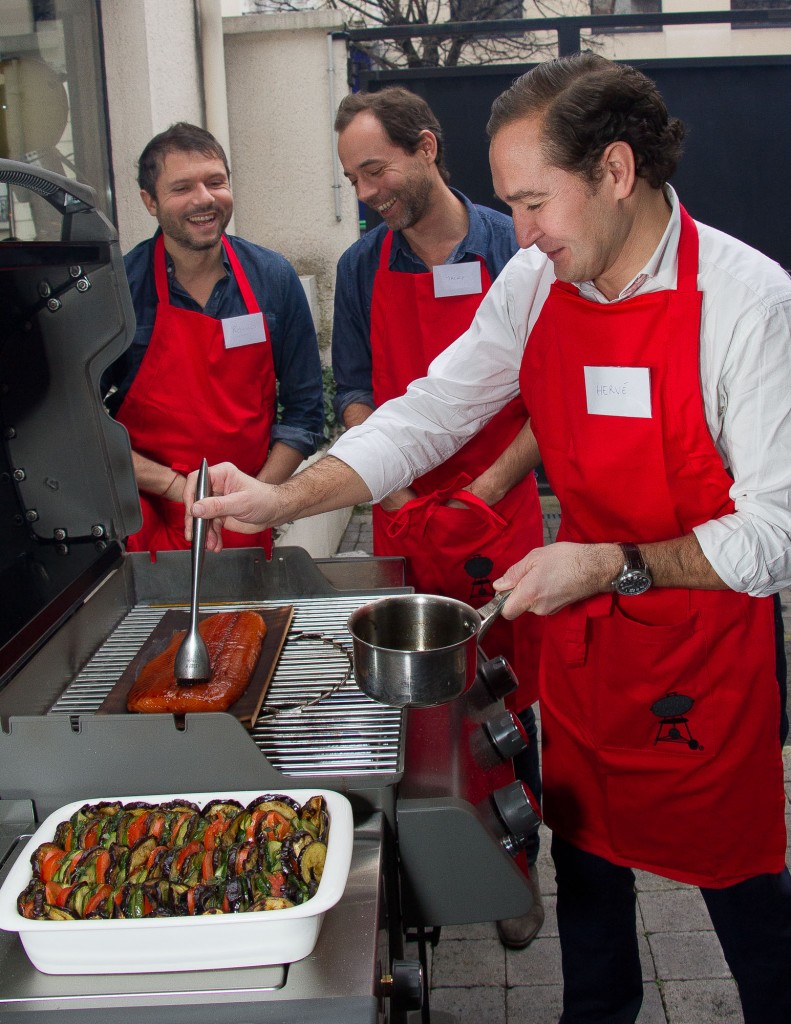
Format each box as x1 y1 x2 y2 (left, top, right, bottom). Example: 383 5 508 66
590 0 661 14
731 0 791 26
0 0 112 241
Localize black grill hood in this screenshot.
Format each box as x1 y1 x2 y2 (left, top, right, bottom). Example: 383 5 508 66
0 159 140 683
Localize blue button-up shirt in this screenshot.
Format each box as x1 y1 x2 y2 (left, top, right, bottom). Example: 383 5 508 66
105 232 325 458
331 190 517 420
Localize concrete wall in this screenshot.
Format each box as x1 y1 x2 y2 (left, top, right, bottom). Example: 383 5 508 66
101 3 359 351
222 10 359 349
101 0 204 251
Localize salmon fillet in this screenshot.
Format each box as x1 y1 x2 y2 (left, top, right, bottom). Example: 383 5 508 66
127 610 267 713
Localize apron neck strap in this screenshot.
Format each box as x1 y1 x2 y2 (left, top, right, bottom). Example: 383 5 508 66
221 236 261 314
675 204 700 293
153 233 170 305
152 234 262 315
378 230 394 272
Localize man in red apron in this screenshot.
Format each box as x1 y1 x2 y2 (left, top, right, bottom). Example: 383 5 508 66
187 57 791 1024
332 88 545 948
103 123 324 556
483 57 791 1024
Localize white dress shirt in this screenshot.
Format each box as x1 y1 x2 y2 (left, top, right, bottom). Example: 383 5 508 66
330 188 791 597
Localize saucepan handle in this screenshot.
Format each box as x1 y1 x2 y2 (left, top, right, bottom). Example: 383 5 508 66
477 590 513 642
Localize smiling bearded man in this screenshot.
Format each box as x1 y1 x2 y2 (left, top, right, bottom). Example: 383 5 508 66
101 122 324 555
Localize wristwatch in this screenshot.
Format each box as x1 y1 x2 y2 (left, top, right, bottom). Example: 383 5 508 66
612 542 652 596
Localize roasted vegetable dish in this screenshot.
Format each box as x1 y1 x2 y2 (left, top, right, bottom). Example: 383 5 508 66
17 794 329 921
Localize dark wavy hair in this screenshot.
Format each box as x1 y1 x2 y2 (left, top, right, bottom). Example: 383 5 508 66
335 87 450 184
137 122 230 197
487 53 685 189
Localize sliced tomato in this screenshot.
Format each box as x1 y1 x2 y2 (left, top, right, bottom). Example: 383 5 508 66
84 884 113 917
147 812 167 840
168 811 194 847
54 883 75 908
234 845 252 875
203 818 225 850
38 847 67 883
245 810 266 843
81 820 101 850
173 840 203 877
44 881 64 906
264 811 290 841
146 844 168 870
94 850 111 885
201 852 216 882
125 813 151 847
268 871 285 897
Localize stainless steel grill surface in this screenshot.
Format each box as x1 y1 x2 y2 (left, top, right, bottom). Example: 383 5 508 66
49 595 403 776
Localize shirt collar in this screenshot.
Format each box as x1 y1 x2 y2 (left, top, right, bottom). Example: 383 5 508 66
388 188 488 268
575 185 681 303
162 232 232 280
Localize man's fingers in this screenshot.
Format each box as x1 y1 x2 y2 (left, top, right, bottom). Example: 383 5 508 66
191 494 235 520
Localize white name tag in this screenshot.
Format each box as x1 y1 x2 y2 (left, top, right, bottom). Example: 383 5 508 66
584 366 652 418
222 312 267 349
432 261 482 298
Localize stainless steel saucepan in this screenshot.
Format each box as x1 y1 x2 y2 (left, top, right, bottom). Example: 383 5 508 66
348 590 511 708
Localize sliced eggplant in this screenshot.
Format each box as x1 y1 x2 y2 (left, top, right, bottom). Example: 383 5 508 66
127 835 158 881
246 794 300 820
298 796 329 841
202 799 243 821
250 895 295 912
298 840 327 885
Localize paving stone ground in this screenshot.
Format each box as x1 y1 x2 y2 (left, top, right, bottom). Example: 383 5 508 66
337 499 791 1024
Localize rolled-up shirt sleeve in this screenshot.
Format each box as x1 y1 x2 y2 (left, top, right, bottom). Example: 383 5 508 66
693 286 791 596
330 247 553 500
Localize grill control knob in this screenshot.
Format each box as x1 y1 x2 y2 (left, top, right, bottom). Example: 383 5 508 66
484 709 528 760
479 654 518 700
380 958 423 1010
492 781 542 854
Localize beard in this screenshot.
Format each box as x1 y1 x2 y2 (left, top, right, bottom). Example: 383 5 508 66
375 171 434 232
157 204 232 251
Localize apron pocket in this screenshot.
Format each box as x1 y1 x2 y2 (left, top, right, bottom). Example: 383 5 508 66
590 605 715 757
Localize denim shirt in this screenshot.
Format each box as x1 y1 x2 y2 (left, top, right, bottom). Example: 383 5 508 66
105 232 325 458
331 190 517 421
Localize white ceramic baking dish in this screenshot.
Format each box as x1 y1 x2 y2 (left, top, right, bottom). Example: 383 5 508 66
0 788 353 975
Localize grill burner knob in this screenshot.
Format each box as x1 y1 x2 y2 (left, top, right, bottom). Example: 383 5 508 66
479 654 519 700
484 709 528 760
380 958 423 1010
492 780 542 855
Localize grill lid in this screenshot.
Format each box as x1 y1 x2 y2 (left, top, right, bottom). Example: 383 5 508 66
0 159 140 682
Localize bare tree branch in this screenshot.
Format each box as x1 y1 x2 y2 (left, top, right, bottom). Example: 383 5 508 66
247 0 580 66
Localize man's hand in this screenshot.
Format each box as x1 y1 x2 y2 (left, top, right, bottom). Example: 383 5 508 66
494 542 621 617
183 455 374 552
184 462 281 551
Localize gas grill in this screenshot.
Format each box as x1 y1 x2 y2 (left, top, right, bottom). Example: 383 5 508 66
0 160 538 1023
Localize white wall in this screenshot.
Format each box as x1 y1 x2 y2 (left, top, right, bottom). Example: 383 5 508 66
222 10 359 348
101 0 204 251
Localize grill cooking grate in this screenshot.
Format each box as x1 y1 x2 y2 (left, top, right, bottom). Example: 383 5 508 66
49 596 402 777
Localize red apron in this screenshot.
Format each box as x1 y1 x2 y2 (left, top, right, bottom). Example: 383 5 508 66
519 207 786 887
371 231 543 710
117 235 275 555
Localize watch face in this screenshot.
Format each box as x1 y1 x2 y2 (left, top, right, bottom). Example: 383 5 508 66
616 570 652 596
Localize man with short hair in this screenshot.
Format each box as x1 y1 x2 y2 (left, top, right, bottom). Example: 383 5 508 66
104 122 324 554
332 87 545 949
186 56 791 1023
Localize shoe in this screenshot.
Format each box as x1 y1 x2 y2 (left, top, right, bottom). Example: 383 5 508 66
496 864 545 949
